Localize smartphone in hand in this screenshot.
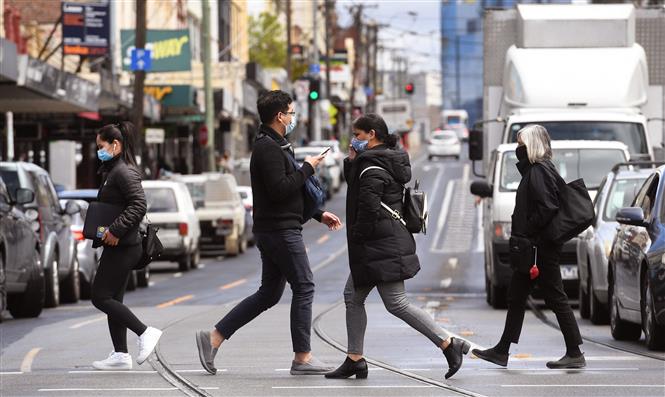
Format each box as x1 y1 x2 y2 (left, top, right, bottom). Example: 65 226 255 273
319 147 331 156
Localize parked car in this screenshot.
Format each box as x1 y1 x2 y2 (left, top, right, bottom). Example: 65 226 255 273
142 180 201 271
237 186 254 246
577 162 658 324
0 176 44 319
471 141 630 309
428 129 461 161
609 165 665 350
294 147 340 198
172 174 247 257
57 189 150 289
0 162 81 307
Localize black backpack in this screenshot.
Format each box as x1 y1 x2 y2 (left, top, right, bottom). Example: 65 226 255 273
359 166 428 234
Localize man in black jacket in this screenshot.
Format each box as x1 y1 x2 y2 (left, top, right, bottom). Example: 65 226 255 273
196 90 342 375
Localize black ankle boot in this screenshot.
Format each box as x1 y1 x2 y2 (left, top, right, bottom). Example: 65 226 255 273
442 337 471 379
325 357 368 379
471 347 509 367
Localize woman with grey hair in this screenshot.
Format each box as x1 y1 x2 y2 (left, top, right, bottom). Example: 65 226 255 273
472 125 585 369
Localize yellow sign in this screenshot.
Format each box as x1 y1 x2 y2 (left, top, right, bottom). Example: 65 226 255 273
144 86 173 101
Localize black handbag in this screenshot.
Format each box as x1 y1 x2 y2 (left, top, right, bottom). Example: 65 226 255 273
545 178 595 244
135 222 164 270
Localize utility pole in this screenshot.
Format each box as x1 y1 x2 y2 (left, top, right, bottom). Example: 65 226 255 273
311 1 321 141
349 5 362 113
131 0 146 170
455 35 461 109
5 112 14 161
202 0 215 171
286 0 292 81
324 0 331 102
371 25 379 111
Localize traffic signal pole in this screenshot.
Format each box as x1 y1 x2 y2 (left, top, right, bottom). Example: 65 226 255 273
132 0 146 170
311 1 321 141
202 0 215 171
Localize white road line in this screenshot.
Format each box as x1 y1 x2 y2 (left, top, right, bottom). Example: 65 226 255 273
448 257 458 268
502 385 665 388
20 348 41 373
462 163 470 182
68 369 227 374
430 179 454 253
311 246 347 272
439 278 453 288
272 385 436 389
0 372 23 375
425 164 446 209
173 272 182 278
38 387 220 392
476 367 640 372
69 315 106 330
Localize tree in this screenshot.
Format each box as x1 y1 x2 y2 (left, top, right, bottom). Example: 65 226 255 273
249 12 286 68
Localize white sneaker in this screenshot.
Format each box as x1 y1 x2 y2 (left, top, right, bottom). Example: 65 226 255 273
92 351 132 370
137 326 162 364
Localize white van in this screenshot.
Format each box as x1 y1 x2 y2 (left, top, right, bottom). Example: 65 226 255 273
471 140 630 308
142 180 201 271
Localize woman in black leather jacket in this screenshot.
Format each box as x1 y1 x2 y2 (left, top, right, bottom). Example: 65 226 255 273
325 114 469 381
472 124 584 370
90 122 162 371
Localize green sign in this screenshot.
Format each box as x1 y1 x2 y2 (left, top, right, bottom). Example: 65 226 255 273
144 85 195 107
121 29 191 72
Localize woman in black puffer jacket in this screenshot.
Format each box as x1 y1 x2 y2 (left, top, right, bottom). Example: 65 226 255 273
325 114 470 381
90 122 162 371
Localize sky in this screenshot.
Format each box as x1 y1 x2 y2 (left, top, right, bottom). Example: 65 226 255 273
246 0 441 74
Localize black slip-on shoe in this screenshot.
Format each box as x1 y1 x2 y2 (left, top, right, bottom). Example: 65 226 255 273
546 354 586 369
325 357 368 379
471 348 508 367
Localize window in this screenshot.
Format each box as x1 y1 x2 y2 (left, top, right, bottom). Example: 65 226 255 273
41 175 62 213
145 188 179 213
632 174 658 222
0 169 20 201
603 177 647 221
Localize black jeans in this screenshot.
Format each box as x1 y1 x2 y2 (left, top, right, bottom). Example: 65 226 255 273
215 229 315 353
91 244 147 353
501 244 583 349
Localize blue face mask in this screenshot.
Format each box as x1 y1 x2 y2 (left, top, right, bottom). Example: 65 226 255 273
351 137 369 153
97 144 115 162
284 113 297 137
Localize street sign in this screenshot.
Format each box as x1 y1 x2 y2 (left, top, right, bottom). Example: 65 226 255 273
309 63 321 75
145 128 165 144
121 30 191 72
61 2 110 57
130 48 152 71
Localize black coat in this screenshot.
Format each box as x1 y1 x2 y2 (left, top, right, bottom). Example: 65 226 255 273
250 124 322 232
94 156 147 248
512 158 562 245
344 145 420 287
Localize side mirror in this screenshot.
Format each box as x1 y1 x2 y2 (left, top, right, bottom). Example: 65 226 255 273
616 207 646 227
64 200 81 215
470 180 493 198
15 188 35 205
468 129 483 161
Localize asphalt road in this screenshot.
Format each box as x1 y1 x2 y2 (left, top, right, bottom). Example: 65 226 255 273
1 149 664 397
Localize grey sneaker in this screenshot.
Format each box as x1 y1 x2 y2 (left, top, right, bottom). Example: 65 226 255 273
290 356 334 375
196 330 218 375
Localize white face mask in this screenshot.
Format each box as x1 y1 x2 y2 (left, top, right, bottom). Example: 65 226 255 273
281 112 296 137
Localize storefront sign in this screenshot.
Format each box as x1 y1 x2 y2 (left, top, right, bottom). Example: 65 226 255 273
145 128 165 144
144 85 194 107
121 30 191 72
62 2 110 56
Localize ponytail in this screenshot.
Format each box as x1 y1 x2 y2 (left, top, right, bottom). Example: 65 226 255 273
352 113 397 149
97 121 138 167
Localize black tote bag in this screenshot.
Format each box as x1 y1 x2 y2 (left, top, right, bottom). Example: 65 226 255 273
547 178 595 244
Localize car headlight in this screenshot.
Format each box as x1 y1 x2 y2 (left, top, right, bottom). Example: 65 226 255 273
493 222 511 240
25 208 39 221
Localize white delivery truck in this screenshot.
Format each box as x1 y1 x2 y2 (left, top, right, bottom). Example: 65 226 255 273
469 4 665 174
469 4 665 308
376 98 413 134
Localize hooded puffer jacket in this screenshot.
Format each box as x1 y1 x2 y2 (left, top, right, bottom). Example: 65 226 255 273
343 144 420 287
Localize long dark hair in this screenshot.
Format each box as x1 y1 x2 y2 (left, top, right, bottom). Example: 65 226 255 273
352 113 398 148
97 121 138 167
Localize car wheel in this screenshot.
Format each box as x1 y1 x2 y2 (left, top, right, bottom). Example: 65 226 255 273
455 155 460 160
60 258 80 304
239 237 247 254
489 283 507 309
190 249 201 270
225 236 239 257
44 255 60 308
178 253 192 271
643 275 665 350
579 273 590 319
485 274 491 305
126 270 137 291
79 270 93 300
589 271 609 325
136 267 150 288
8 250 44 318
609 278 641 341
428 155 433 161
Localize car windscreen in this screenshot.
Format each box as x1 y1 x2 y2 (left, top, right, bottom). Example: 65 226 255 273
500 148 627 191
507 121 647 158
144 188 179 213
603 177 647 221
432 132 456 140
205 180 236 202
0 169 20 200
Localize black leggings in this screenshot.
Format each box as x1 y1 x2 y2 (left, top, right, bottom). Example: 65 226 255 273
92 244 147 353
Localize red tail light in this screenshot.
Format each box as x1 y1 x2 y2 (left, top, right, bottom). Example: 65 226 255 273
73 230 85 241
221 219 233 227
179 223 188 236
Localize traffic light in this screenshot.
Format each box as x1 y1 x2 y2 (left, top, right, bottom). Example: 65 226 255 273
405 83 414 95
309 78 321 101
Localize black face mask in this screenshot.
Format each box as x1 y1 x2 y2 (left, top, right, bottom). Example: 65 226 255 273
516 145 528 161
